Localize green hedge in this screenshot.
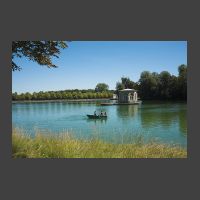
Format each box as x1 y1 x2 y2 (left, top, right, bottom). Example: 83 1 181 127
12 90 114 101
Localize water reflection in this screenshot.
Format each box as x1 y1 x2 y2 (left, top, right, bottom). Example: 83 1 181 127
140 110 177 128
178 110 187 136
86 118 107 125
140 103 187 137
116 105 138 118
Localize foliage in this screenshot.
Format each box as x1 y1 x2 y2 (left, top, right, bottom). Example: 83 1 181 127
121 77 136 89
178 64 187 99
95 83 109 92
12 41 68 71
138 71 157 99
12 129 187 158
116 81 125 91
12 89 113 101
115 65 187 100
116 77 136 91
12 65 187 101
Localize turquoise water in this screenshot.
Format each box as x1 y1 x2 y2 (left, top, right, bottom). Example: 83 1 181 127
12 101 187 146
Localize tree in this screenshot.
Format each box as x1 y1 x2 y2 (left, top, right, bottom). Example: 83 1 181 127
115 77 136 93
56 92 62 99
151 72 160 98
159 71 172 99
12 92 18 100
25 92 32 100
32 92 38 100
178 64 187 100
138 71 157 99
12 41 68 71
19 93 26 100
169 75 179 99
37 91 44 100
45 92 51 100
95 83 109 92
67 93 73 99
116 81 125 91
121 77 135 89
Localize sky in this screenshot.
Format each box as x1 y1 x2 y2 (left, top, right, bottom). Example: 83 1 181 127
12 41 187 93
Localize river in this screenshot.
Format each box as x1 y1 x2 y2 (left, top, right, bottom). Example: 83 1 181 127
12 100 187 147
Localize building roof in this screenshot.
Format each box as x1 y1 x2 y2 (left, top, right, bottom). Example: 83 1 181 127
119 88 137 92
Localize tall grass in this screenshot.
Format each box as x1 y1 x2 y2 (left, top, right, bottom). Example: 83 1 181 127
12 128 187 158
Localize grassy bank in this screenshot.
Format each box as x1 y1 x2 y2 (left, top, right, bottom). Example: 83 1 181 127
12 129 187 158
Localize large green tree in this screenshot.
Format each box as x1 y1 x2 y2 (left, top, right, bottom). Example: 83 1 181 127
138 66 187 100
116 77 136 92
138 71 158 99
178 64 187 100
12 41 68 71
169 75 179 99
121 77 135 89
116 81 125 91
159 71 172 99
95 83 109 92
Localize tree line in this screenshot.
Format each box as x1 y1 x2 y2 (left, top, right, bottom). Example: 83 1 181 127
12 41 187 101
12 65 187 101
12 89 114 101
116 64 187 100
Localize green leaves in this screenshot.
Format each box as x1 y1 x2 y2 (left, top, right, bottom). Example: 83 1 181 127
12 41 68 71
95 83 109 92
12 89 113 101
116 77 136 92
138 65 187 100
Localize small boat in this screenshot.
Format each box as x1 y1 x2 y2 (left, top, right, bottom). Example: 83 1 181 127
87 114 107 119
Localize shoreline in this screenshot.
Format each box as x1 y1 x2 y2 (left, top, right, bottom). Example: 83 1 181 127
12 99 186 104
12 98 112 103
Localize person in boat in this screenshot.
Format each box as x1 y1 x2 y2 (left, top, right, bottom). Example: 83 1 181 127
100 111 103 116
104 112 107 116
94 111 97 116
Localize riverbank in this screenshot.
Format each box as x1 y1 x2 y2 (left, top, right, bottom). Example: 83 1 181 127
12 98 112 103
12 129 187 158
12 99 187 104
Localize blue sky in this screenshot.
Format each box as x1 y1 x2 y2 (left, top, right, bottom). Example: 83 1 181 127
12 41 187 93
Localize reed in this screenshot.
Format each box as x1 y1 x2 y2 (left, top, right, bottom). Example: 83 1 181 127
12 128 187 158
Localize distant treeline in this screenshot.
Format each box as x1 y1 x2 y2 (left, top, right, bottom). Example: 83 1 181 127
12 89 114 101
12 65 187 101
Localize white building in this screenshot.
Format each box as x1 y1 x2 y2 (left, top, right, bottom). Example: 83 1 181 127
112 94 117 99
118 89 138 103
